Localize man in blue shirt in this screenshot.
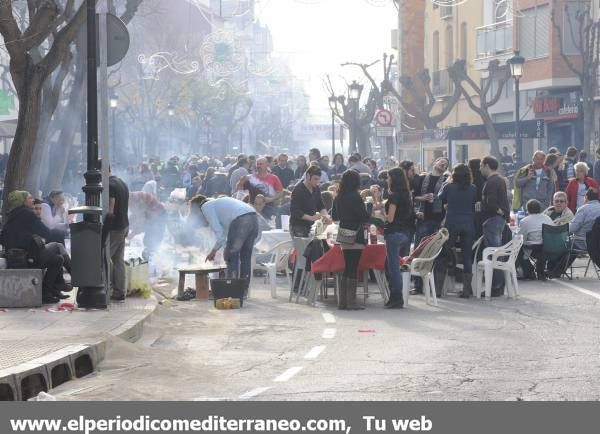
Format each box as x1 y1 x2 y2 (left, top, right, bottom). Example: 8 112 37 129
190 196 258 281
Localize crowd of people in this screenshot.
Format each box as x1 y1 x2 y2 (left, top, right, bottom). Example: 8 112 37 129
2 144 600 309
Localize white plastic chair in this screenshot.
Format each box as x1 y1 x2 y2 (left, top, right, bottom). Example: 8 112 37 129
252 240 292 298
290 237 313 302
409 228 449 306
475 235 523 299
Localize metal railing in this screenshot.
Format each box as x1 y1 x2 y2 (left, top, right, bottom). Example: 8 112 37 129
475 21 513 60
432 69 454 97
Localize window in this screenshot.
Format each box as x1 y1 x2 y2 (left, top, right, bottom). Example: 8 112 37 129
446 25 454 67
563 1 585 55
518 5 549 59
494 0 509 23
460 22 468 60
433 31 440 72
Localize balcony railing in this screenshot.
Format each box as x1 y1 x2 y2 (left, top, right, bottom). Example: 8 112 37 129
432 69 454 97
476 21 513 60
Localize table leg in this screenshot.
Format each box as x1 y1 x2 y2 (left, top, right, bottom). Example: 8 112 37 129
195 273 210 299
178 272 185 298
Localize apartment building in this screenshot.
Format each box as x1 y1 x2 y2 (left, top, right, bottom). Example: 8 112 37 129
420 0 485 166
476 0 587 157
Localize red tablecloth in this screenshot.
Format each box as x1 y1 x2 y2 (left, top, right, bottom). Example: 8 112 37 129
311 243 387 274
358 244 387 272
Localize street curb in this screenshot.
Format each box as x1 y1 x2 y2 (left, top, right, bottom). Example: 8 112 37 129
0 295 158 401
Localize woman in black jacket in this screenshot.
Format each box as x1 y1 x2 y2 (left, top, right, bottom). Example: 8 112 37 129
1 191 71 304
332 170 370 310
384 167 414 308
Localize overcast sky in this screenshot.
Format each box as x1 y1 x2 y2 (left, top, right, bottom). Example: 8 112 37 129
256 0 396 120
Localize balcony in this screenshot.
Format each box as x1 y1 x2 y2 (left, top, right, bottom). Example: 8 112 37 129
476 21 513 60
432 69 454 97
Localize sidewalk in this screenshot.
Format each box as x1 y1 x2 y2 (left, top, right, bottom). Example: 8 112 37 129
0 290 159 400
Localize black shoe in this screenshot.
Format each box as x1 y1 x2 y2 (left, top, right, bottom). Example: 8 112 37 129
55 292 70 300
42 295 60 304
110 290 126 302
490 289 504 297
537 273 547 281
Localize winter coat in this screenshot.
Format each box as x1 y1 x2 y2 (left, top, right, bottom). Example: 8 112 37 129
565 177 599 214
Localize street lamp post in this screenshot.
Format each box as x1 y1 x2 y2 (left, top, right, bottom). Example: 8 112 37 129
348 80 363 154
328 96 337 159
73 0 105 309
508 50 525 164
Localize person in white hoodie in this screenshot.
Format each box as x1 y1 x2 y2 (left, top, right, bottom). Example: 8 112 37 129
518 199 553 280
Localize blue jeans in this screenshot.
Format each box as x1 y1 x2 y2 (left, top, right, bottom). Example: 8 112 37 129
445 221 475 275
385 231 410 298
482 215 506 290
414 219 441 249
224 213 259 280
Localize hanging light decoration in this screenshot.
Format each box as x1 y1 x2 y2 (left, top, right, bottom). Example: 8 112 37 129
137 52 200 80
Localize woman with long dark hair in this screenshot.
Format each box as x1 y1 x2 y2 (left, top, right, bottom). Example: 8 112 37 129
332 170 370 310
438 163 477 298
329 153 347 178
384 167 414 308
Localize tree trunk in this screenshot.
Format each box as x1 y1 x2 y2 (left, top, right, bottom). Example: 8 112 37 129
483 113 501 159
2 70 44 215
583 86 595 154
357 125 371 157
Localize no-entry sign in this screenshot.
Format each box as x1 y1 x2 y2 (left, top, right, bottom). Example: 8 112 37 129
375 109 393 126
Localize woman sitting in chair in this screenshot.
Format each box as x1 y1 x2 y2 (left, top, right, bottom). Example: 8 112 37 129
517 199 553 280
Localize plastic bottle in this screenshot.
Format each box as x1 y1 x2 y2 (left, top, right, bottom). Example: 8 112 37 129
369 224 378 245
516 207 525 226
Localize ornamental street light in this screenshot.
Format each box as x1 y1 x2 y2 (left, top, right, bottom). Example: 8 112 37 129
328 95 337 159
167 103 175 117
348 81 363 153
507 50 525 164
348 81 363 101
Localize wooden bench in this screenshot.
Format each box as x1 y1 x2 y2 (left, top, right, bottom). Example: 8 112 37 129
177 266 227 300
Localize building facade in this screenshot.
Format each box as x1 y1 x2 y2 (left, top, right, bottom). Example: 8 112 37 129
420 0 485 167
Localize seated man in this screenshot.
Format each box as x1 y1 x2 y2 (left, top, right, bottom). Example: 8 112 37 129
569 188 600 251
517 199 553 280
543 191 574 226
0 191 71 304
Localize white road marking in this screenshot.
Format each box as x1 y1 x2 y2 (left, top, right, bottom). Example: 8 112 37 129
554 280 600 301
274 367 304 382
304 345 326 360
322 328 336 339
322 312 336 324
238 387 271 400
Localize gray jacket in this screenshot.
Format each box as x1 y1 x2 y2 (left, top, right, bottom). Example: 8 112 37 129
516 167 555 209
569 200 600 250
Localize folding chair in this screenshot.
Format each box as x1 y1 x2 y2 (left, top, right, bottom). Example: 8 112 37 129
541 223 570 278
564 235 598 280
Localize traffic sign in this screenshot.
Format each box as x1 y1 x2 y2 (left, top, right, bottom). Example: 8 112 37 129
375 109 393 126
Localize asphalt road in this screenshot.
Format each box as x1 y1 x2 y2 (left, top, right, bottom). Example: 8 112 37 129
52 270 600 401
